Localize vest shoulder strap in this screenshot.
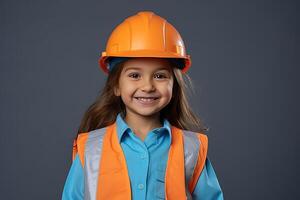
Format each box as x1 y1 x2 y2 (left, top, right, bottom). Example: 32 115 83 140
181 130 208 193
72 127 107 167
72 128 108 200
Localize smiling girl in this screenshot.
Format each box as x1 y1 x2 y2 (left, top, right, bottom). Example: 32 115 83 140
62 11 223 200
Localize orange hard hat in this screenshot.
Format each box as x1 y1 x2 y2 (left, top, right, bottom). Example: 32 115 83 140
99 11 192 74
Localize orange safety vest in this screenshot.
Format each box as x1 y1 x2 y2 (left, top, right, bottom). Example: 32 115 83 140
72 122 208 200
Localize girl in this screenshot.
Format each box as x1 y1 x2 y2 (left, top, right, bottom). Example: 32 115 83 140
62 11 223 200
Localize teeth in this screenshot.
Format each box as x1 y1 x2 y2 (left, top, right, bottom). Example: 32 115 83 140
136 97 157 102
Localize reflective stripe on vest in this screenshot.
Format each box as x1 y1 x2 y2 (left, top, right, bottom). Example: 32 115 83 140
72 122 208 200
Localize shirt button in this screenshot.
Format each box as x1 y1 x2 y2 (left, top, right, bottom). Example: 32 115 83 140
140 154 147 159
138 184 144 190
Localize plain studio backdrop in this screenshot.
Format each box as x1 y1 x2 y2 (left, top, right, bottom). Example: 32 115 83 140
0 0 299 199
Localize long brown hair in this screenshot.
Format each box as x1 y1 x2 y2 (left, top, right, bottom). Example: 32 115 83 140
77 59 207 137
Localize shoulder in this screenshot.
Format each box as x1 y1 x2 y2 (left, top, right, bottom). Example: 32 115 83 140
172 127 209 162
73 126 109 165
76 126 108 144
179 129 208 150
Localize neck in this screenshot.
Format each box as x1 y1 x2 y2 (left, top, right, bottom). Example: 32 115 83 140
124 111 163 141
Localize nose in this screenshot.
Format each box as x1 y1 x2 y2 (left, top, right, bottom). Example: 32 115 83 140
141 78 155 92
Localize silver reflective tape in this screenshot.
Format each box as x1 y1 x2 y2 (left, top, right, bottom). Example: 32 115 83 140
182 130 200 197
83 128 106 200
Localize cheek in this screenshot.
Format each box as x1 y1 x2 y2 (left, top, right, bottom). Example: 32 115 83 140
120 83 135 96
160 82 173 97
167 84 173 97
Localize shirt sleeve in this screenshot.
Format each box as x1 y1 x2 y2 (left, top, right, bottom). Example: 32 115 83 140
191 158 224 200
62 154 84 200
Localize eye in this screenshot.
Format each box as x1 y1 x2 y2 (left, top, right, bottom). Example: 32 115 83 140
128 72 140 79
154 73 168 79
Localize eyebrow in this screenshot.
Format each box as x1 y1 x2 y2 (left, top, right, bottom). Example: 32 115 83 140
124 67 140 72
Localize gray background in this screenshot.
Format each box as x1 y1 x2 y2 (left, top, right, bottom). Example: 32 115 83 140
1 0 299 199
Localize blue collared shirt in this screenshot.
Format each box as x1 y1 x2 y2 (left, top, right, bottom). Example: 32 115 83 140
62 113 223 199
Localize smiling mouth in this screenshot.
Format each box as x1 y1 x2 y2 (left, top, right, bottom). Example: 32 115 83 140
134 97 159 100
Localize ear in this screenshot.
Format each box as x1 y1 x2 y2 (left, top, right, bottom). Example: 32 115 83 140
114 86 120 96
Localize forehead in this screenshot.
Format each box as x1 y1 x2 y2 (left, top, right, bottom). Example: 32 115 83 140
122 57 172 72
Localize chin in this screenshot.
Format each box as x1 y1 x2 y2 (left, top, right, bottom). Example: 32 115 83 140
129 107 162 117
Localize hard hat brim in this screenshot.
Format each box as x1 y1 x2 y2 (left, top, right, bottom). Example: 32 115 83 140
99 50 191 74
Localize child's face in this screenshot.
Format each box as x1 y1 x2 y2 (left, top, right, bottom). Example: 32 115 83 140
114 57 174 119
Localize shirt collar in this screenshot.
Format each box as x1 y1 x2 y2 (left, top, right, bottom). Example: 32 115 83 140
116 112 172 143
